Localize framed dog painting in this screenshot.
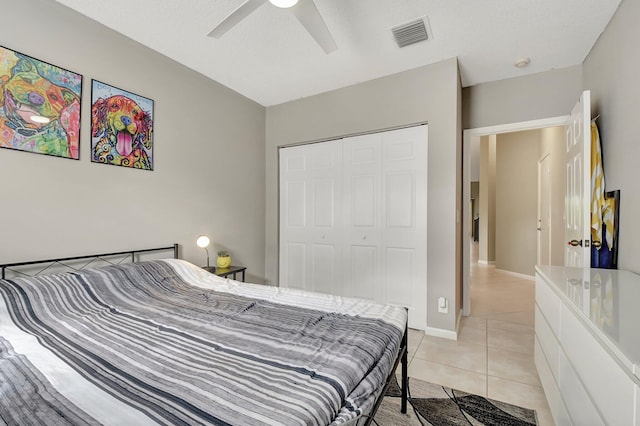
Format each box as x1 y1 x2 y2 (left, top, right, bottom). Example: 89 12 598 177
91 80 154 170
0 45 82 160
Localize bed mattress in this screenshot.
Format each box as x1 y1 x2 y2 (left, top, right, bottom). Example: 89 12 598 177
0 259 406 425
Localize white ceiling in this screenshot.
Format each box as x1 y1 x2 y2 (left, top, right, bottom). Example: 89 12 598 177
54 0 621 107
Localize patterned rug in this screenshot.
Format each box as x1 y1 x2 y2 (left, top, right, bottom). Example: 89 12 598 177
373 376 538 425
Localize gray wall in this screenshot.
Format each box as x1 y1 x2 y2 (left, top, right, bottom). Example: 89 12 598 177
479 135 496 263
0 0 266 280
463 65 583 130
266 58 461 332
495 130 540 276
583 0 639 273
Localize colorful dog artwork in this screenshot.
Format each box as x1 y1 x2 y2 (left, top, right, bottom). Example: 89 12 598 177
91 80 153 170
0 46 82 159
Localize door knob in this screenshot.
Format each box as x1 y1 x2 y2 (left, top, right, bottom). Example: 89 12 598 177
536 227 542 231
567 239 583 247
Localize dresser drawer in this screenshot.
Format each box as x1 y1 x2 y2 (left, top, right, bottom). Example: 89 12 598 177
561 303 636 425
535 305 560 382
558 348 604 425
535 338 571 425
535 275 562 337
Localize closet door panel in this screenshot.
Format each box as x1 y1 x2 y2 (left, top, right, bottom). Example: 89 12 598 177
343 133 383 301
280 126 427 330
386 173 415 228
279 140 342 292
385 247 414 305
345 245 378 301
285 243 306 290
311 244 335 294
382 126 428 329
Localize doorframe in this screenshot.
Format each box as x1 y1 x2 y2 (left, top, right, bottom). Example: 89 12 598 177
462 116 568 316
537 152 551 266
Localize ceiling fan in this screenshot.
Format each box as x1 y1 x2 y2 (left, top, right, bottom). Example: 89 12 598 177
207 0 337 53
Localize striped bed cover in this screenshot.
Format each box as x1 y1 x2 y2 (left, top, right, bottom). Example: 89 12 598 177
0 259 406 425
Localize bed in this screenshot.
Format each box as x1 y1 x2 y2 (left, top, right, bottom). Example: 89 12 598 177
0 245 408 425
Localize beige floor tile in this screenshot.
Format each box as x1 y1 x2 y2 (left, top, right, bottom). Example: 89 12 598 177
487 376 550 415
459 315 487 330
487 310 535 326
408 357 487 397
456 322 487 346
449 242 554 423
413 335 487 373
407 328 424 360
488 319 534 333
487 326 534 354
487 347 541 386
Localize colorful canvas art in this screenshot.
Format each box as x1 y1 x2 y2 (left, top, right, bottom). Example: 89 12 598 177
0 46 82 159
91 80 153 170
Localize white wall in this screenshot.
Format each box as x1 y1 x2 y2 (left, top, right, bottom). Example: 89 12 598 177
266 59 461 332
495 130 540 276
0 0 266 281
583 0 639 273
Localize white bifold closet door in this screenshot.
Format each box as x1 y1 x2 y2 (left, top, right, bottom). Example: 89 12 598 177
278 139 343 296
279 125 427 329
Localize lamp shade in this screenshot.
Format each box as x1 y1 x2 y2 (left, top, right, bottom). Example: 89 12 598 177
196 235 210 248
269 0 298 8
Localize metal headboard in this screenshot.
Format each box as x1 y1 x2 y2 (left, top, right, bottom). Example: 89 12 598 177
0 244 179 279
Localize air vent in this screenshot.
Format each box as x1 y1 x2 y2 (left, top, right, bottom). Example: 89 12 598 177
392 18 430 48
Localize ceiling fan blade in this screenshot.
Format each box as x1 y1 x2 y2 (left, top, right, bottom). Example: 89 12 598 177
208 0 266 38
292 0 337 54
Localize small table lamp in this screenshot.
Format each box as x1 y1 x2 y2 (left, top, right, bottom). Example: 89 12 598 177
196 235 211 267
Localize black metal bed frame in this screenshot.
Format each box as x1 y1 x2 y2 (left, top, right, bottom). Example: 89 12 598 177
0 244 179 279
0 242 408 423
363 317 409 424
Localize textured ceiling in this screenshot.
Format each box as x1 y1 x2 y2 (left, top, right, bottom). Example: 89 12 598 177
55 0 621 106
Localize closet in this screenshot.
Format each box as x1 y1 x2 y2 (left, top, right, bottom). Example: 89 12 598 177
279 125 427 329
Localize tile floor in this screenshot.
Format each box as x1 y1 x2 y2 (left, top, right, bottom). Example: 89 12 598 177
406 242 554 425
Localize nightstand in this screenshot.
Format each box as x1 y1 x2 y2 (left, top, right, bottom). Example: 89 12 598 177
202 265 246 282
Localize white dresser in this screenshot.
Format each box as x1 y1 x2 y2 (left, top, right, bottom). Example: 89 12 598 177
535 266 640 425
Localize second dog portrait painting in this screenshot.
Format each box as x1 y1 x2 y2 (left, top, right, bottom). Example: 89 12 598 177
91 80 153 170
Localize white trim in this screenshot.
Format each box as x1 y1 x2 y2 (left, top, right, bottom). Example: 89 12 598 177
495 268 535 281
477 260 495 265
462 115 569 317
463 116 569 138
456 309 463 334
425 326 457 340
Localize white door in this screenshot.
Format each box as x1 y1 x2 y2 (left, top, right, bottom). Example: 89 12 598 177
538 153 551 265
380 126 428 329
564 91 591 267
279 140 343 294
280 126 428 330
342 133 383 302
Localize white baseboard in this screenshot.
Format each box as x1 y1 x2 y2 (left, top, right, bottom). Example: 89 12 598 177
477 260 496 265
495 268 535 281
425 326 457 340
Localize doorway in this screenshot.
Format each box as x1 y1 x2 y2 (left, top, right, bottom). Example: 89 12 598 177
462 117 568 316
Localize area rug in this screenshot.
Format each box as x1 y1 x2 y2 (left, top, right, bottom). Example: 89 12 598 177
373 376 538 425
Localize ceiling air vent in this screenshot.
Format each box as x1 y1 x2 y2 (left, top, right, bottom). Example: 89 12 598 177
392 18 430 48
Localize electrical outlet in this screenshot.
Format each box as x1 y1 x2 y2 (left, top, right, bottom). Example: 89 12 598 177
438 297 448 314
